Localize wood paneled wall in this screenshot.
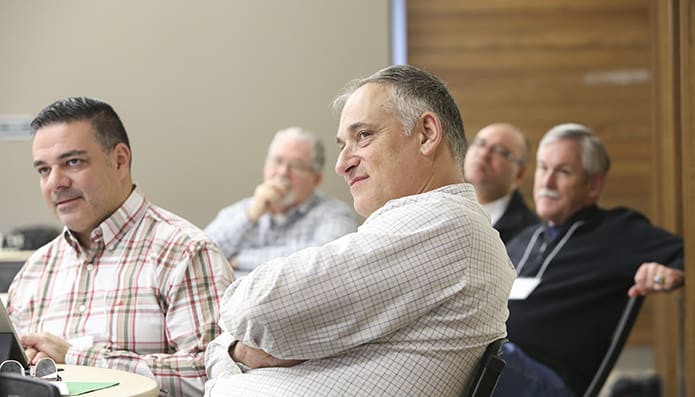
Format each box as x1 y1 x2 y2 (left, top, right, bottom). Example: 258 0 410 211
408 0 653 216
681 0 695 393
675 0 695 390
650 1 685 395
407 0 690 393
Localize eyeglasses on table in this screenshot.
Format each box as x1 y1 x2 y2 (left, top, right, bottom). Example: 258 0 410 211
0 357 62 381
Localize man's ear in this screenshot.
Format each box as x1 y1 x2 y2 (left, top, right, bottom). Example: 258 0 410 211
512 163 527 188
312 172 323 188
418 112 443 156
113 143 131 172
587 173 606 200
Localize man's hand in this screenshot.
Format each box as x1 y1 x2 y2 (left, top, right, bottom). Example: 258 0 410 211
21 332 71 364
229 341 304 369
247 177 292 223
628 262 684 297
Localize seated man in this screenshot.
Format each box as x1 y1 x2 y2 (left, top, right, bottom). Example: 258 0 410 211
204 126 359 278
464 122 538 243
495 123 684 397
8 97 234 397
204 65 516 396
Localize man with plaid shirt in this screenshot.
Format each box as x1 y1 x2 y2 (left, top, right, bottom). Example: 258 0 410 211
8 97 234 397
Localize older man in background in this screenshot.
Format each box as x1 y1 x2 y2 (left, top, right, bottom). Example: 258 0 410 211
496 123 684 397
205 126 358 278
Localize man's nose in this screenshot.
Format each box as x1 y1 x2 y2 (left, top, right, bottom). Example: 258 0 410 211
541 171 557 188
335 146 356 177
276 161 291 175
45 168 70 191
480 145 495 159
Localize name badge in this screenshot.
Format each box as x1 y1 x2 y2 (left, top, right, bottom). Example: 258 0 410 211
509 277 541 300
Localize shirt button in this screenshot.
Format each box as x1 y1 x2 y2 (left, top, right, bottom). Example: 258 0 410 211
78 305 86 313
86 264 94 272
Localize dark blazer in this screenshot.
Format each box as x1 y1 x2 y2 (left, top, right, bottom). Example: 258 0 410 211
493 190 539 243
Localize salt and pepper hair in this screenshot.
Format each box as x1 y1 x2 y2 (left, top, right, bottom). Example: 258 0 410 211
31 97 131 158
539 123 611 178
268 126 325 172
332 64 467 172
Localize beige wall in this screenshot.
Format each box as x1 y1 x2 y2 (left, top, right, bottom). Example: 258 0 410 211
0 1 390 233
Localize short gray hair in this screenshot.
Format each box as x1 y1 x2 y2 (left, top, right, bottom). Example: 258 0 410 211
332 64 467 172
268 126 325 172
539 123 611 178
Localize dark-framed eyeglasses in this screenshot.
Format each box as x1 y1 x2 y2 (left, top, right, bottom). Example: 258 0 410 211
470 138 524 164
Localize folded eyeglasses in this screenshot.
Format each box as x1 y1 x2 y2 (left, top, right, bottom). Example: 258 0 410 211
0 357 62 381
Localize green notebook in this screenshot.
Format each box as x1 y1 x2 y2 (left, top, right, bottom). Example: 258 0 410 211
66 381 119 395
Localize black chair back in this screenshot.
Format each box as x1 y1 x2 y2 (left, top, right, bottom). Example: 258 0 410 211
0 373 61 397
583 295 645 397
462 338 507 397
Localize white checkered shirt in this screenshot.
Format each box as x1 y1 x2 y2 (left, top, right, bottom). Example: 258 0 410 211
205 184 515 396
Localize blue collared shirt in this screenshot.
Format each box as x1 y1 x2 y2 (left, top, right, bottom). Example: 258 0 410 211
204 191 359 277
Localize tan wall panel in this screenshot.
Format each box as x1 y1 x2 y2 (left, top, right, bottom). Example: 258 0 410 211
408 0 652 218
0 1 390 232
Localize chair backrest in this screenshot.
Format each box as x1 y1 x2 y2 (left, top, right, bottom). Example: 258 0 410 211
0 373 61 397
461 338 507 397
582 295 645 397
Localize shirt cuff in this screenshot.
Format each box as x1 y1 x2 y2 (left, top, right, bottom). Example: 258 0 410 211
207 336 245 379
227 340 251 373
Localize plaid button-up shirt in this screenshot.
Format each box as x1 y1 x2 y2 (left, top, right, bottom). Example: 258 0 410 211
9 189 234 397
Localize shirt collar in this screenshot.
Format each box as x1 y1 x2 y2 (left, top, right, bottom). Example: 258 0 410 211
293 192 319 215
62 187 149 252
365 183 477 223
543 204 599 240
481 194 513 225
272 192 319 223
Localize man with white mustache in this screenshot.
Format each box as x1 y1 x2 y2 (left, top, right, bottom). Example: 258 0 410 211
494 123 684 397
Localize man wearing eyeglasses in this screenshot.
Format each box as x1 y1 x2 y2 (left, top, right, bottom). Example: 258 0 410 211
204 127 359 278
464 123 539 243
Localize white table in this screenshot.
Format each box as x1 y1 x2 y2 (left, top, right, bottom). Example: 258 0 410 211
58 364 159 397
0 250 33 261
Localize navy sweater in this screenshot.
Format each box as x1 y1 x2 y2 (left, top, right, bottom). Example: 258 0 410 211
506 205 683 396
